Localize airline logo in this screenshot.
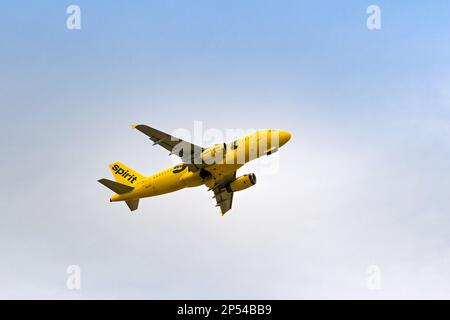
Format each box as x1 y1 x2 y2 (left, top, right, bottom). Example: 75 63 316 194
112 164 138 184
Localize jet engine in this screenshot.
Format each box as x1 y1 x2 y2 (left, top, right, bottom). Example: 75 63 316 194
227 173 257 192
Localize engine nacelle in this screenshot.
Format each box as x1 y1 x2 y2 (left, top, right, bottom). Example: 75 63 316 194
201 143 227 164
227 173 257 192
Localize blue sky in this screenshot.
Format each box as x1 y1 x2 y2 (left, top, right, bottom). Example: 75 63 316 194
0 1 450 298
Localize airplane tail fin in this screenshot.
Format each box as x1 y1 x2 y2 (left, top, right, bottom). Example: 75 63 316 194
108 162 145 187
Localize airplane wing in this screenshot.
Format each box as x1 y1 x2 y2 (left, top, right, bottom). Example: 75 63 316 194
211 171 236 215
132 124 204 169
133 124 237 215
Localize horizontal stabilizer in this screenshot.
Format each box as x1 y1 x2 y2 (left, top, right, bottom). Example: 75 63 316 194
125 199 139 211
98 178 134 194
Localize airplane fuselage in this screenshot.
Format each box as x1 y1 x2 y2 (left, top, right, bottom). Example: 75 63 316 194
110 129 290 202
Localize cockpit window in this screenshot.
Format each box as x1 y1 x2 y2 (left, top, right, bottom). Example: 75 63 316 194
231 141 239 150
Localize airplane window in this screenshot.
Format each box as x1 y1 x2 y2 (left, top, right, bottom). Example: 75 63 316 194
231 141 238 150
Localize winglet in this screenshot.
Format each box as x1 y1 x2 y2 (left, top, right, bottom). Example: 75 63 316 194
131 123 138 129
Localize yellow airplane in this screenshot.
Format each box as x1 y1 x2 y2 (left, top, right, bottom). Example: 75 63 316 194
98 124 291 215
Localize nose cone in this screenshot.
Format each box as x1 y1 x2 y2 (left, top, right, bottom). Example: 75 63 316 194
279 130 292 146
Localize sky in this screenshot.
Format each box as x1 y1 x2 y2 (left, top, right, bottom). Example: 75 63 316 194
0 0 450 299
